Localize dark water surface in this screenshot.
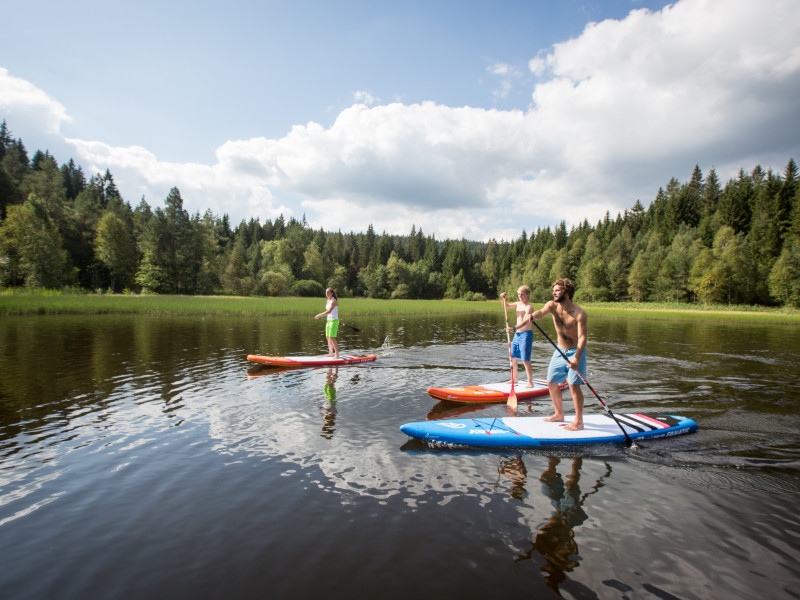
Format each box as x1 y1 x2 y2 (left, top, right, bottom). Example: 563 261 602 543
1 313 798 599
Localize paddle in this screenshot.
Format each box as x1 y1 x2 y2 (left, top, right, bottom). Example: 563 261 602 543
340 322 362 332
530 319 636 448
502 295 518 410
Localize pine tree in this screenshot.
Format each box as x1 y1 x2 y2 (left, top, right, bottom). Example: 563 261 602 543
0 120 12 161
777 159 798 241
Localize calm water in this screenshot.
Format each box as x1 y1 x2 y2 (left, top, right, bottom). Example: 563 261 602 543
1 312 798 600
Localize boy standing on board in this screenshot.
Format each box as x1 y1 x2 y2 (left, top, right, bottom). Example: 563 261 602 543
531 278 587 431
500 286 534 388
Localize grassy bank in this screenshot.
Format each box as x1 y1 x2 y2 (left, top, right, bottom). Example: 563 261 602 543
0 291 495 317
583 301 800 323
1 290 798 323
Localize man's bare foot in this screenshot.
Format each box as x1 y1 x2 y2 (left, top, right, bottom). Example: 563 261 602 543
564 421 584 431
525 382 534 388
543 414 564 422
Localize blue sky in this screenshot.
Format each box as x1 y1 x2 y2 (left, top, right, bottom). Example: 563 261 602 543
2 0 799 241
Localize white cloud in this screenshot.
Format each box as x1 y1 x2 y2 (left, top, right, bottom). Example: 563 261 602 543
5 0 800 242
488 62 517 77
67 137 292 222
0 67 71 135
352 90 378 105
487 61 523 102
528 0 800 170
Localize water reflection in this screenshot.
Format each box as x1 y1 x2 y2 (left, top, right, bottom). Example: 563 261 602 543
427 400 489 420
496 455 527 500
426 398 547 421
509 456 611 594
246 365 298 379
2 313 799 600
319 368 338 439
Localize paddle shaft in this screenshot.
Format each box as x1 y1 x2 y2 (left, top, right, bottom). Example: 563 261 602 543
339 322 361 332
501 298 517 406
530 319 635 447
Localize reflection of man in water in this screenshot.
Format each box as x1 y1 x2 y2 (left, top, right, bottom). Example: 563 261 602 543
534 457 588 590
513 457 609 594
320 368 338 439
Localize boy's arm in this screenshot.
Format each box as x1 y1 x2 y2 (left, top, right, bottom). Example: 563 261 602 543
499 292 518 309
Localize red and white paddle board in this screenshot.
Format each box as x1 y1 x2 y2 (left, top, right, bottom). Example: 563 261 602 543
247 354 376 367
427 378 568 403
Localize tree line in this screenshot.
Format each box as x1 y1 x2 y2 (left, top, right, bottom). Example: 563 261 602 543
1 119 799 306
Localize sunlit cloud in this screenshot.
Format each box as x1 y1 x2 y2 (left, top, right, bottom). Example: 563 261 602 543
0 67 71 135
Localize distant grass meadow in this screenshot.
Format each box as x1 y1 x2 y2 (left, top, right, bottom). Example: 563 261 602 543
1 289 799 324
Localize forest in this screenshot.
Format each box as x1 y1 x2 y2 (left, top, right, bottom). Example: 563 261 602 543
1 119 799 307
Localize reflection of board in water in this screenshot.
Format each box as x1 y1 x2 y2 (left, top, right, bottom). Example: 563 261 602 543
426 400 492 421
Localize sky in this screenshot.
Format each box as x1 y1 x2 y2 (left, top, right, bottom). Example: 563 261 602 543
2 0 799 242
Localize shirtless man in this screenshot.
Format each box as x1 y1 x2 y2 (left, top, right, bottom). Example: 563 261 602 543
531 278 587 430
500 285 534 388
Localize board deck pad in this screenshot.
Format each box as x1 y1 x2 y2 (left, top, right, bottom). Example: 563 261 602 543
427 378 568 403
246 354 376 367
400 413 698 448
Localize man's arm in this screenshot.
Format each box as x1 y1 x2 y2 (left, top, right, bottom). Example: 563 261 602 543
570 310 588 369
531 301 555 322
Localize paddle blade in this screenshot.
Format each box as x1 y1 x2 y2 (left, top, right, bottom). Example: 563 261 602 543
506 384 517 410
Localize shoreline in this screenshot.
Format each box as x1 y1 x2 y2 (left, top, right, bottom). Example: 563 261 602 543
1 292 798 324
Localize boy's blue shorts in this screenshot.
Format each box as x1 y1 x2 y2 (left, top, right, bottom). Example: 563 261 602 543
510 330 533 361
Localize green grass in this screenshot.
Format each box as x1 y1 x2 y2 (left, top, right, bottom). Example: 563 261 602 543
1 290 798 323
0 290 497 317
583 301 800 323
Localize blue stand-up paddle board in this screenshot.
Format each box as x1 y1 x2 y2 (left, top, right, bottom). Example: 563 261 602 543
400 413 697 448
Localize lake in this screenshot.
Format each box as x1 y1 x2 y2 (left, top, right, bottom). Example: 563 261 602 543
1 311 798 599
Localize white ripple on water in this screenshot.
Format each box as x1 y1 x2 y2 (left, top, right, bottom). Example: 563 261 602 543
0 489 66 527
0 467 61 510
